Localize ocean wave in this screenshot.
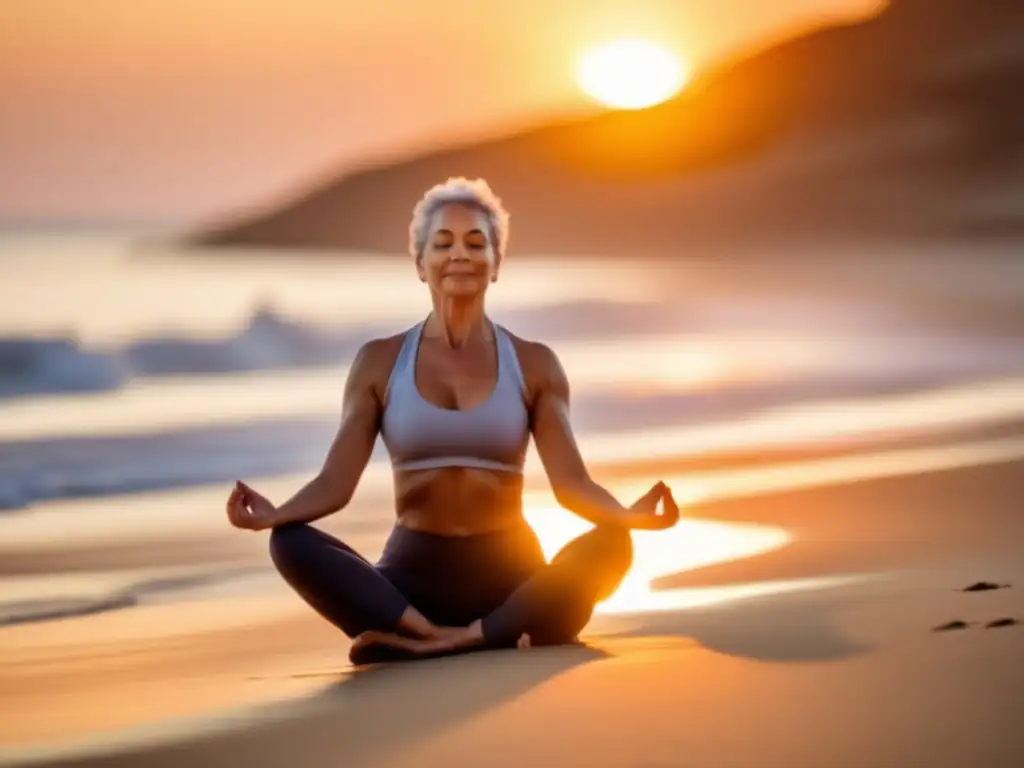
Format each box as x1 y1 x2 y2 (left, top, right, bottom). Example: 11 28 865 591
0 336 127 398
0 305 379 400
4 370 1023 511
0 295 908 401
0 566 269 627
0 417 341 510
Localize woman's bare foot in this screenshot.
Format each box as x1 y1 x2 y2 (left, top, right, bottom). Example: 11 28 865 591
349 621 486 664
396 607 451 639
517 633 532 649
349 630 445 660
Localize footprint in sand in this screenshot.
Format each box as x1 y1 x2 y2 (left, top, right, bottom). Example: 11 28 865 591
931 583 1017 632
961 581 1011 592
932 620 972 632
931 618 1019 632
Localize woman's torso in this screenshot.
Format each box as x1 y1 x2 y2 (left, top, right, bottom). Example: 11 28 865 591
378 318 532 536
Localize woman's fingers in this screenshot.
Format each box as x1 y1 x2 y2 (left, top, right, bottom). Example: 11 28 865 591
658 484 680 528
226 487 241 516
632 481 664 511
226 486 252 529
225 481 279 532
238 480 263 503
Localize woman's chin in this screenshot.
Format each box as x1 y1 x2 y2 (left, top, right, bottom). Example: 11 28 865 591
439 278 487 298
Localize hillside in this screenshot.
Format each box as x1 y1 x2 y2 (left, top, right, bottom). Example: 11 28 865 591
191 0 1024 256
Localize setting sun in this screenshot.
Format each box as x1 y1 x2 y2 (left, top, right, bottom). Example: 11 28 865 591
576 39 690 110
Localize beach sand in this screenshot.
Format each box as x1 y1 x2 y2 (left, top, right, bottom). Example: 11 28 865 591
2 438 1023 767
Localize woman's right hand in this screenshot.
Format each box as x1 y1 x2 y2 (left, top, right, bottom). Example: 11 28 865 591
226 481 278 531
627 481 680 530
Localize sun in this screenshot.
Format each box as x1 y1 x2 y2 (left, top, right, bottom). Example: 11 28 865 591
576 39 689 110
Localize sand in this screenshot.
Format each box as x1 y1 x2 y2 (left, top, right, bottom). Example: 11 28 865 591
2 437 1023 767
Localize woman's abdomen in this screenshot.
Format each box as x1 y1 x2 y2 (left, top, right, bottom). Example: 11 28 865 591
393 466 526 535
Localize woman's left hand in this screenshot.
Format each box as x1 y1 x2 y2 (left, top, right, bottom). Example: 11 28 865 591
627 481 680 530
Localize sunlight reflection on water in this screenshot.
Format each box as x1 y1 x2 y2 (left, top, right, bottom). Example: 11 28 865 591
523 432 1024 616
522 501 790 615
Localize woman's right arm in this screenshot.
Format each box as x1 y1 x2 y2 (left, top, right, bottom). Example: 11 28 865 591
268 339 389 526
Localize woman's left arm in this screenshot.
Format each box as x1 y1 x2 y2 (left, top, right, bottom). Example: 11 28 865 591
524 341 676 531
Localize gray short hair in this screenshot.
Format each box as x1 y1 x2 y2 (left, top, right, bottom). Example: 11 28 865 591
408 177 510 263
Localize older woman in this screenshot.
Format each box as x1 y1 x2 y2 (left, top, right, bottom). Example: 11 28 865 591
226 178 679 664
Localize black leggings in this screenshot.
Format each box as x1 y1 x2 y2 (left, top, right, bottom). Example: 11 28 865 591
269 520 632 662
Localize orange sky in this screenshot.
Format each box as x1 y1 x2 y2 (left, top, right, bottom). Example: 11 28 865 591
0 0 881 226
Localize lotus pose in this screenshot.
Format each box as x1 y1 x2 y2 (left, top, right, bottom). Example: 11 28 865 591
226 177 679 665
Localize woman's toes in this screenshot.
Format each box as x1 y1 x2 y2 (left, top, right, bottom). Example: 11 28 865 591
517 633 532 649
352 630 379 647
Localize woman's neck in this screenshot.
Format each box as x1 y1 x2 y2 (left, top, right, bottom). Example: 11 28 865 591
427 295 489 349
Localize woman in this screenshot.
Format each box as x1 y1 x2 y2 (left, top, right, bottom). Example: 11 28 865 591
226 177 679 665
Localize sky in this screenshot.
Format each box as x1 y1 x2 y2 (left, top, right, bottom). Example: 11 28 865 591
0 0 882 226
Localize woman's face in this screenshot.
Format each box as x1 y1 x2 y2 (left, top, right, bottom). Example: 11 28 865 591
418 203 498 298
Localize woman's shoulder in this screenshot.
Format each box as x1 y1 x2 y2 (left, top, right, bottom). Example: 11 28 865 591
348 329 414 387
501 328 567 389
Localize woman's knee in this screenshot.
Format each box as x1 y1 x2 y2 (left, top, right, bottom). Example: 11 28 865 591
591 524 634 578
268 522 313 571
580 525 633 604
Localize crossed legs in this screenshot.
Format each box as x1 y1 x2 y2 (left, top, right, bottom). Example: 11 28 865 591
269 521 632 663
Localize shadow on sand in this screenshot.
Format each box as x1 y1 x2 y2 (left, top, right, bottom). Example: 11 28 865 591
14 645 608 768
7 584 881 768
590 585 877 663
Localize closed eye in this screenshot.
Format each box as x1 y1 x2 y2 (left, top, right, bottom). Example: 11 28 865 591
465 229 488 249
